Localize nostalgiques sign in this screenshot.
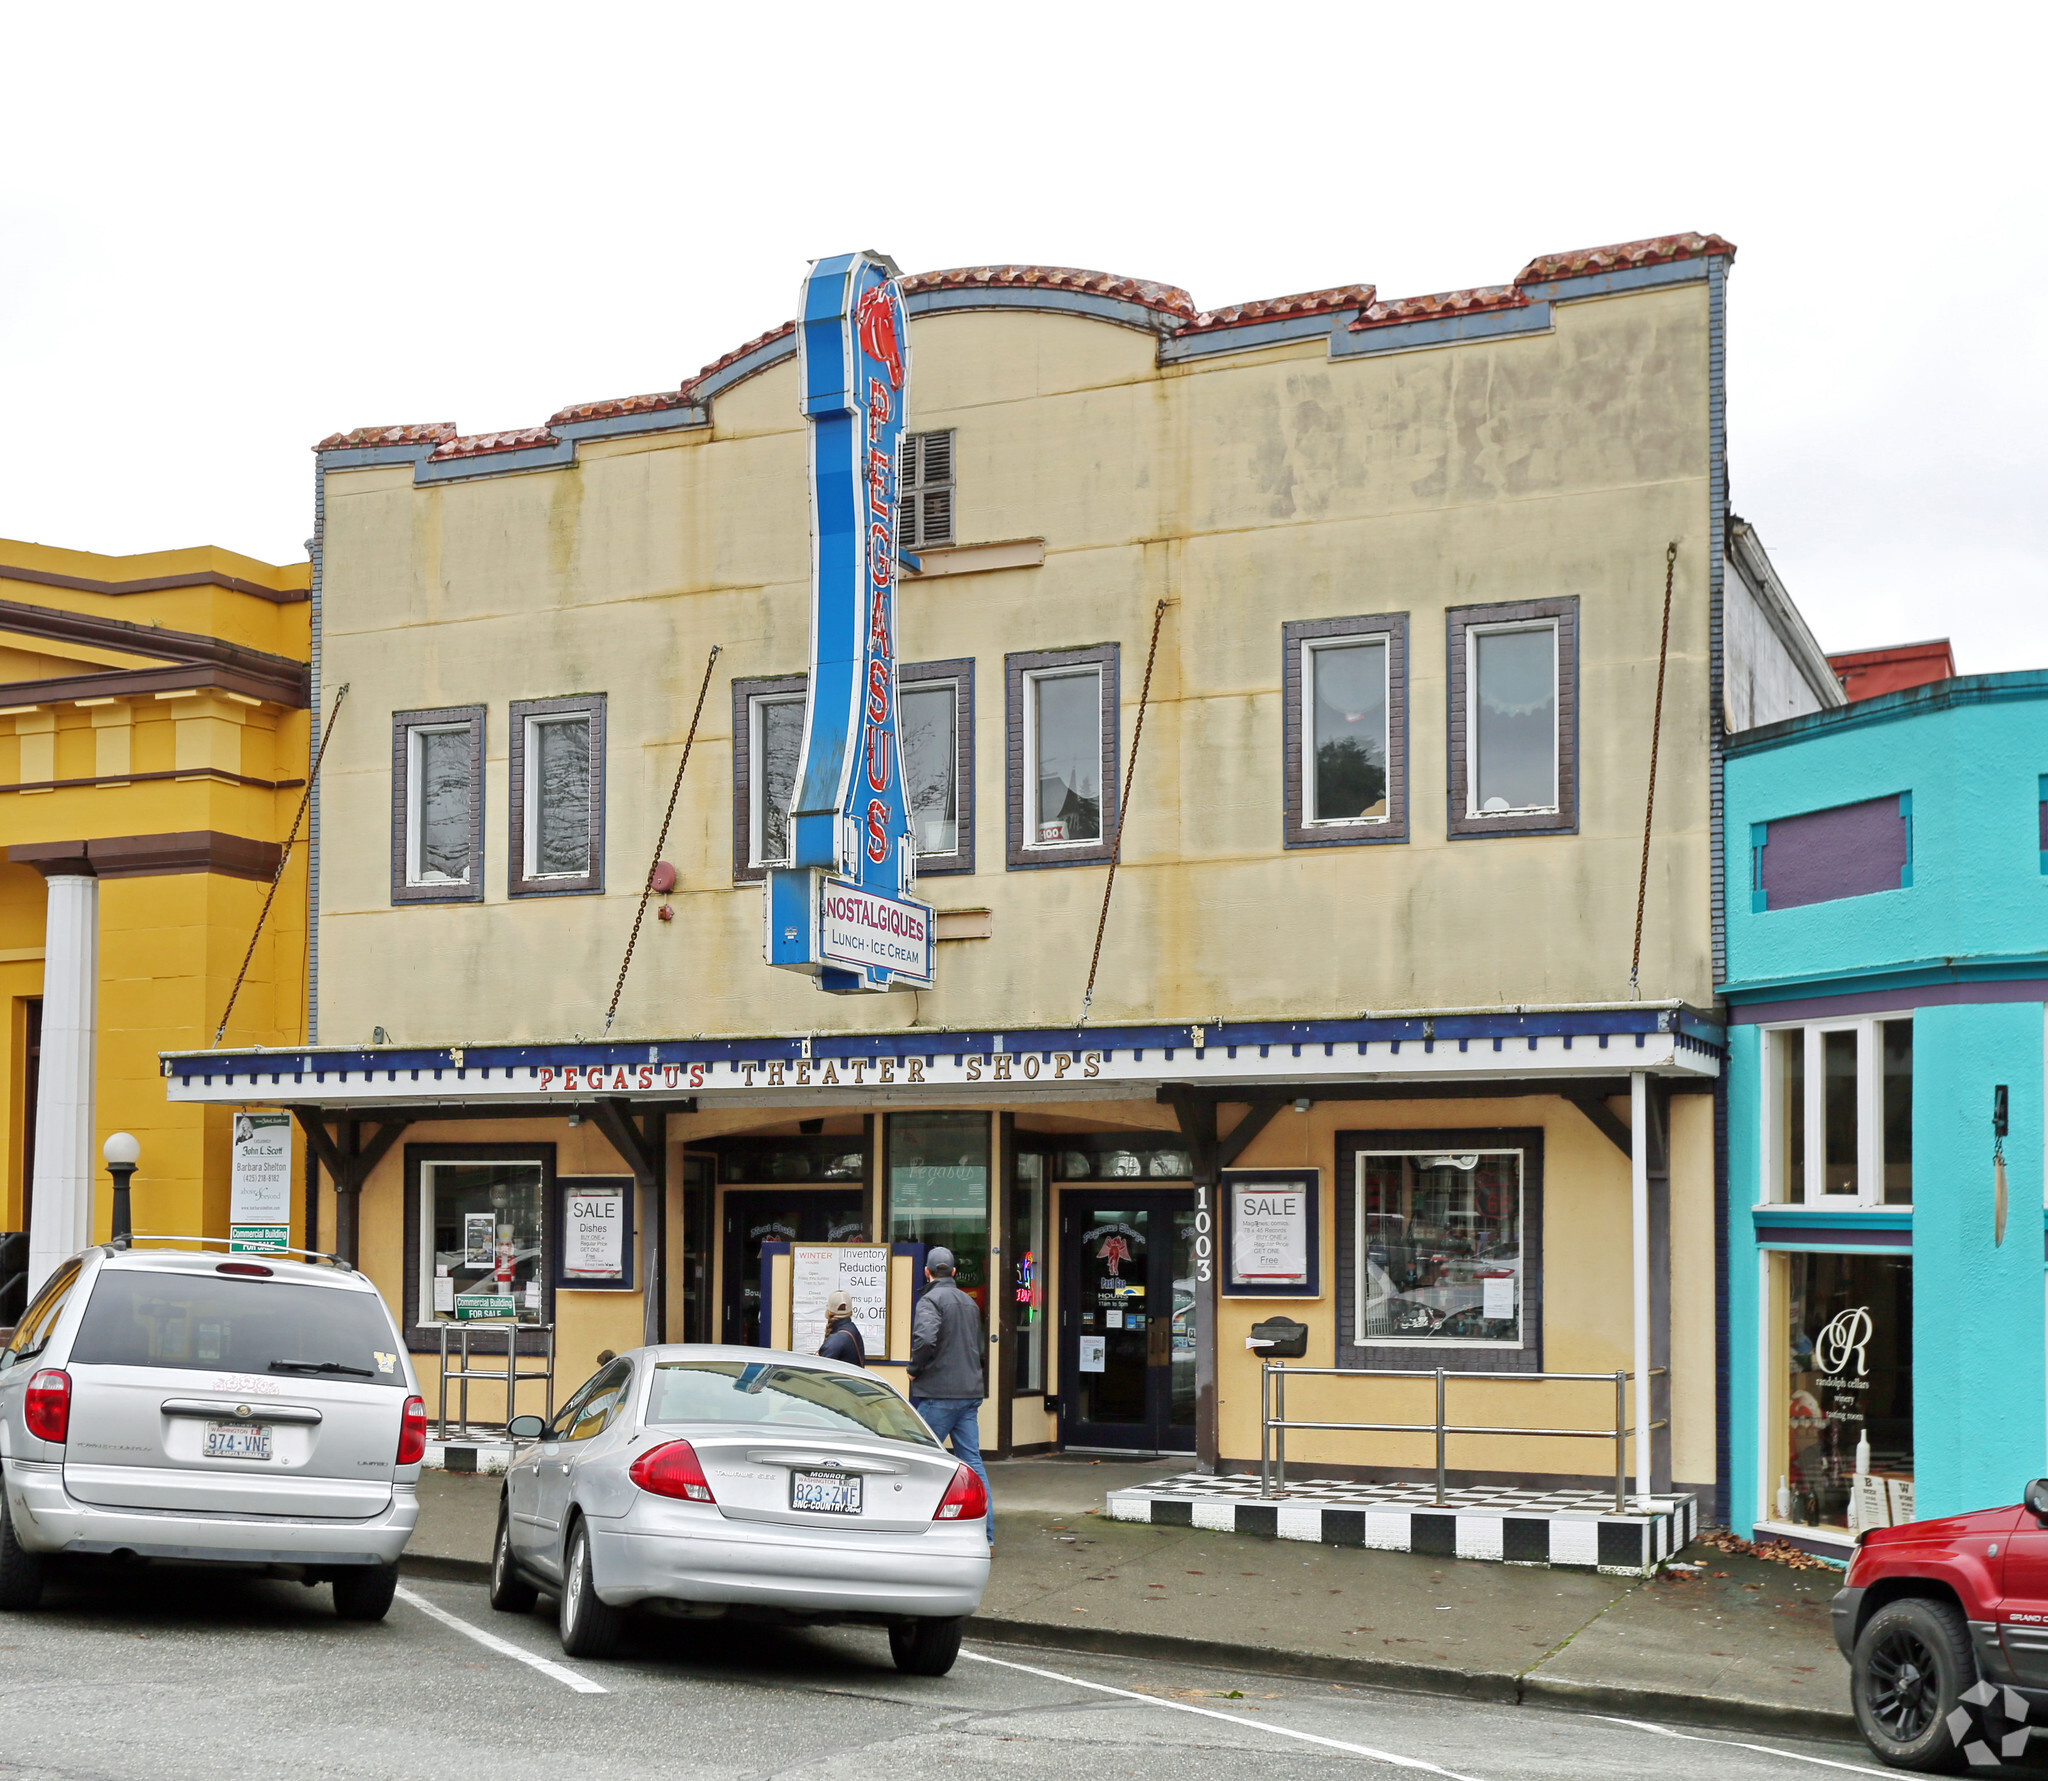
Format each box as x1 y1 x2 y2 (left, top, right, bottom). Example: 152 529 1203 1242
764 249 936 993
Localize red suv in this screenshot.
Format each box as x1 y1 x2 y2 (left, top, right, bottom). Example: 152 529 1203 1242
1834 1480 2048 1770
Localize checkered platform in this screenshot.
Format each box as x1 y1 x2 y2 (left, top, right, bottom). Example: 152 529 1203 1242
1106 1473 1697 1576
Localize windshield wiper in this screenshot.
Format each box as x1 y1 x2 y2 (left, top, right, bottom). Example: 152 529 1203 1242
268 1359 376 1379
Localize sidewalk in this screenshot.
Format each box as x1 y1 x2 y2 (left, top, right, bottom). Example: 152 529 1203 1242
408 1455 1850 1738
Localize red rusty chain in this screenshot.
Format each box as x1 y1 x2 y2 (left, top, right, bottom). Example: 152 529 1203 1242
1080 598 1171 1028
605 644 721 1034
1630 543 1679 997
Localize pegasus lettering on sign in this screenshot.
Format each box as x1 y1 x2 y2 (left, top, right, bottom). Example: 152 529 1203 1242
764 250 936 992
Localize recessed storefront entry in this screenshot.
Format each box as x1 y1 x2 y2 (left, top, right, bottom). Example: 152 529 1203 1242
721 1189 866 1347
1061 1189 1196 1453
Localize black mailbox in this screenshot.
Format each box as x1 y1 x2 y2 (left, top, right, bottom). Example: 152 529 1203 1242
1247 1315 1309 1359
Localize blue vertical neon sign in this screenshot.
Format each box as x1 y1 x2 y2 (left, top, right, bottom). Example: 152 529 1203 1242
764 251 936 994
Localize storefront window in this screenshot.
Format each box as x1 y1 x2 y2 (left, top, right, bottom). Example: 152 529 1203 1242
1778 1251 1912 1532
1355 1150 1523 1345
420 1160 546 1325
1010 1151 1046 1393
888 1111 991 1318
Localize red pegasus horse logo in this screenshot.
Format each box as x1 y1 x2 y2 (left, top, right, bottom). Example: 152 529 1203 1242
855 283 905 390
1097 1234 1132 1277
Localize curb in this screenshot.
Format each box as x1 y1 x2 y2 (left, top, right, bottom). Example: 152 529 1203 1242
396 1551 1856 1744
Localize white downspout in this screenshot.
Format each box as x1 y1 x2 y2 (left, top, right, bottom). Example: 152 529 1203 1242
1631 1069 1652 1509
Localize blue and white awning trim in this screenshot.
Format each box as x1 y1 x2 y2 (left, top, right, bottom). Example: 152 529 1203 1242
162 1007 1721 1106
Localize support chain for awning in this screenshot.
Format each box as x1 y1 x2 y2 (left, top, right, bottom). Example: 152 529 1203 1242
1080 598 1170 1028
604 644 721 1035
1630 543 1679 999
211 682 349 1049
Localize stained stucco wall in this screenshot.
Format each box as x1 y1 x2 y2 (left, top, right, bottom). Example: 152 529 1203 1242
315 281 1718 1047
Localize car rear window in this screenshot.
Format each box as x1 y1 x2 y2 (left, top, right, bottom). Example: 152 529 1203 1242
647 1360 935 1445
68 1269 406 1385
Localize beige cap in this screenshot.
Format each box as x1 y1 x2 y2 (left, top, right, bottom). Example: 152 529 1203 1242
824 1289 854 1318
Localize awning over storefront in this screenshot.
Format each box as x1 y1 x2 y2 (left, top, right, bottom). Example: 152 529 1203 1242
163 1004 1721 1110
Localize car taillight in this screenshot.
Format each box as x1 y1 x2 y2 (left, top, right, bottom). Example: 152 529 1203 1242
935 1462 988 1522
25 1369 70 1444
629 1440 716 1503
397 1395 427 1465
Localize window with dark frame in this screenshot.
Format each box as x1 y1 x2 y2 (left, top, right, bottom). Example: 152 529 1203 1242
509 694 604 897
1006 645 1118 869
1282 614 1408 848
1335 1128 1545 1375
1445 597 1578 840
898 430 954 550
897 657 975 874
729 674 806 884
390 705 485 904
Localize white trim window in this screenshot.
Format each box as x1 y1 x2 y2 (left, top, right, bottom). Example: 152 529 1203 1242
419 1158 546 1326
523 713 592 880
1467 620 1560 817
1355 1148 1526 1348
748 691 806 869
1024 666 1104 849
1303 635 1390 826
407 723 475 887
899 678 959 858
1761 1016 1913 1206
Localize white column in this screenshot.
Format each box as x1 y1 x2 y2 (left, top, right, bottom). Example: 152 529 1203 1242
27 868 98 1296
1630 1070 1652 1508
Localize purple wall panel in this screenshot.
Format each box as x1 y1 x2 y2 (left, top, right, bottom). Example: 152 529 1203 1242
1761 795 1907 911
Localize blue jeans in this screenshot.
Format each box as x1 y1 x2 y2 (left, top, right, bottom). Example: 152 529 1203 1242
915 1397 992 1542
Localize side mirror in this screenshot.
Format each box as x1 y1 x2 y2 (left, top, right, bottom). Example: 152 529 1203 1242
2026 1479 2048 1524
506 1415 547 1441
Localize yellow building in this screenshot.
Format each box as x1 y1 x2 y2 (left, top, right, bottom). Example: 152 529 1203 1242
1 539 311 1315
165 234 1845 1543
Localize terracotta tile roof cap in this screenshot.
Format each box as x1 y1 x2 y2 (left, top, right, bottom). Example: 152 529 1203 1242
1185 284 1376 333
315 422 458 453
549 389 698 427
904 265 1197 319
1514 231 1735 286
1347 285 1527 332
428 425 559 462
680 321 797 398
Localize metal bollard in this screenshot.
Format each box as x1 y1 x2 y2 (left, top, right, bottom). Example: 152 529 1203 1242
1614 1372 1628 1514
1435 1368 1447 1506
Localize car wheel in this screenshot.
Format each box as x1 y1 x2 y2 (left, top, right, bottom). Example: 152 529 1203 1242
890 1615 964 1677
489 1502 538 1614
1852 1595 1980 1771
331 1561 399 1622
0 1490 45 1612
557 1521 624 1660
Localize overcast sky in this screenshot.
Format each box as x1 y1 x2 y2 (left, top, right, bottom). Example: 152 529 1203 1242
3 3 2042 670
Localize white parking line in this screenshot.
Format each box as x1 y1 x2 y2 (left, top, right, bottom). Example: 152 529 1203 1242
959 1648 1497 1778
394 1586 609 1695
1588 1715 1892 1775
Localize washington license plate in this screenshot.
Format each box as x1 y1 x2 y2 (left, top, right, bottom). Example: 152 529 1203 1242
790 1470 861 1514
203 1421 272 1461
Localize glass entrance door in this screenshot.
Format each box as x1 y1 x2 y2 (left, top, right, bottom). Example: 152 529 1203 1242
721 1189 866 1347
1060 1189 1196 1452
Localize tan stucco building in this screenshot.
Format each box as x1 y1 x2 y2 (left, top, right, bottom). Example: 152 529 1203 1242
167 232 1842 1542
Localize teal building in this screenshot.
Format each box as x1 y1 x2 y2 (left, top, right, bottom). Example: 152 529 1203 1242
1724 672 2048 1552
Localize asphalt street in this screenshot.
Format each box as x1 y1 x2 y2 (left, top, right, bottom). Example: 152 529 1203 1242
0 1562 2024 1780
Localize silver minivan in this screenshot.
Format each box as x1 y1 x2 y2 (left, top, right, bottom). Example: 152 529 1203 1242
0 1241 422 1618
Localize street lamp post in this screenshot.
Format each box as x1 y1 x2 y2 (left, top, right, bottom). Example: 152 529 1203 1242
104 1132 141 1244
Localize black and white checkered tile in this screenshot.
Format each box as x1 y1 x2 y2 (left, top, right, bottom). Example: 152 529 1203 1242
1106 1475 1697 1576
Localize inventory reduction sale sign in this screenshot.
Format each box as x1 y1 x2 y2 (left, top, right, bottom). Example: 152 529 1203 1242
230 1111 292 1252
1231 1181 1310 1287
790 1244 889 1358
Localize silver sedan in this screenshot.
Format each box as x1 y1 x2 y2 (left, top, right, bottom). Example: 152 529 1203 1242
491 1345 989 1674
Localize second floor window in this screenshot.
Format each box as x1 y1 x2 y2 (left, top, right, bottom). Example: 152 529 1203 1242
1447 597 1578 840
1005 645 1118 869
898 430 954 550
392 705 484 904
896 657 974 873
730 676 806 881
510 694 604 895
1765 1017 1913 1206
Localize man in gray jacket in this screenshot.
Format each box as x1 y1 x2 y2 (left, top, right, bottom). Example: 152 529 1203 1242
907 1247 991 1542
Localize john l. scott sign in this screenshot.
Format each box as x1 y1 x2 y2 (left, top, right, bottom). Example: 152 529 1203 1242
764 249 935 993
